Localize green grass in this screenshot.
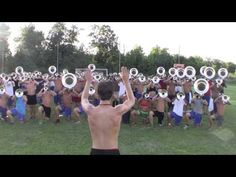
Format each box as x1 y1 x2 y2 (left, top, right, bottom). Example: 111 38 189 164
0 84 236 155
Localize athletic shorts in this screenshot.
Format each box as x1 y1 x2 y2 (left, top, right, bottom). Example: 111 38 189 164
54 92 61 105
0 106 7 119
189 111 202 125
137 110 149 118
170 111 183 125
41 104 51 118
11 108 25 120
60 104 72 118
7 97 14 108
216 115 224 127
90 148 120 155
27 95 37 105
153 111 164 119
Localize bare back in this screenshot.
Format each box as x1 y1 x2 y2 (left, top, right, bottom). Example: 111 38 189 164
87 105 121 149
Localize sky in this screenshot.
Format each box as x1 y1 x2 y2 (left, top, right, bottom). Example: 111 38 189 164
4 22 236 64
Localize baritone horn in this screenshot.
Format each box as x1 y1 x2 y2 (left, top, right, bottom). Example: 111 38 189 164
88 64 96 72
177 68 185 79
48 66 57 75
193 78 209 95
184 66 196 79
218 68 228 79
89 86 95 95
62 73 77 89
130 68 138 77
156 67 165 76
158 89 168 98
204 67 215 79
177 92 185 100
0 85 5 94
15 66 24 75
168 67 177 77
15 88 24 98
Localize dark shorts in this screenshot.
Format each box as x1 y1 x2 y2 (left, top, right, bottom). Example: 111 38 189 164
11 108 25 120
90 148 120 155
60 104 72 118
216 115 224 127
153 111 164 118
171 111 183 125
41 104 51 118
54 92 61 105
27 95 37 105
202 95 210 105
189 111 202 125
0 106 7 119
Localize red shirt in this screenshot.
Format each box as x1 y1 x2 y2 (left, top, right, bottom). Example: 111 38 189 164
159 80 167 90
139 99 150 108
204 80 212 96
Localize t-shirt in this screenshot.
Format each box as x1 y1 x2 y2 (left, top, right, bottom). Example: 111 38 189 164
204 80 212 96
139 99 150 108
4 81 14 96
192 99 203 114
16 97 26 115
175 85 183 93
172 99 185 117
118 81 126 97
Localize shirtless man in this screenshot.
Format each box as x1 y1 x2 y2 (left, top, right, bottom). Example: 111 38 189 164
0 88 10 122
210 95 230 128
164 77 176 112
53 76 63 105
182 78 193 110
149 90 171 126
24 78 39 119
55 88 79 123
81 66 135 155
37 86 57 124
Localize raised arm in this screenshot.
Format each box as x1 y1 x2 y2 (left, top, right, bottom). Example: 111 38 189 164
115 67 135 114
81 69 95 114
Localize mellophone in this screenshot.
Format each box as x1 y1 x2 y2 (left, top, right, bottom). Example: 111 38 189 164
0 64 230 102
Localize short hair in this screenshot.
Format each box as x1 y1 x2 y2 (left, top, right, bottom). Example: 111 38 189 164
97 80 114 101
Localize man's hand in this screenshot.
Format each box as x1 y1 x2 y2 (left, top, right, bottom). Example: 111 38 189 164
119 66 129 83
84 69 93 82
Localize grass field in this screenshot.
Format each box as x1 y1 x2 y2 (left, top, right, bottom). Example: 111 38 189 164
0 81 236 155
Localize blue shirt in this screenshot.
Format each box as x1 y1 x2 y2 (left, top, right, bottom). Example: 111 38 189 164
16 97 26 115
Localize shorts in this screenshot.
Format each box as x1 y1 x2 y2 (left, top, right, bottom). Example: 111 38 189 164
27 95 37 105
189 111 202 125
11 108 25 120
0 106 7 119
7 97 14 108
54 92 61 105
60 104 72 118
41 104 51 118
90 148 120 155
171 111 183 125
137 110 149 118
153 111 164 119
216 115 224 127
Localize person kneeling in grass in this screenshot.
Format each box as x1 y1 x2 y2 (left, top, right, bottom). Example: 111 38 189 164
7 89 27 124
183 92 208 129
37 86 56 124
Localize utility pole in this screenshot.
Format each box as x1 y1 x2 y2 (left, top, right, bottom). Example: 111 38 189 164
118 42 121 72
178 45 181 64
57 42 59 72
1 42 4 73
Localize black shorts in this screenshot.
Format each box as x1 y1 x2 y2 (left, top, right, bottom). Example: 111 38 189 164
90 148 120 155
41 105 51 118
153 111 164 118
27 95 37 105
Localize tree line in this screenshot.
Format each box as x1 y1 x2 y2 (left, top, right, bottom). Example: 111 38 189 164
0 22 236 75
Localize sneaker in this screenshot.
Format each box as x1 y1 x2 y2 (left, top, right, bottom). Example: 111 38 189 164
55 119 60 124
59 114 63 117
39 121 43 125
75 120 81 124
183 125 189 130
159 124 163 127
